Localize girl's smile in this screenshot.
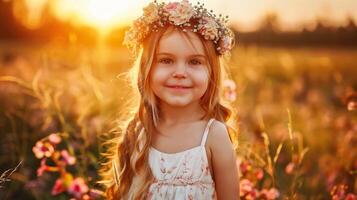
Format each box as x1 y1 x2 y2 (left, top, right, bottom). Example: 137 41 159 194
166 85 192 93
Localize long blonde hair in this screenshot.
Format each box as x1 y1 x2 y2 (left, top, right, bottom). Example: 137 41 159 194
99 25 238 200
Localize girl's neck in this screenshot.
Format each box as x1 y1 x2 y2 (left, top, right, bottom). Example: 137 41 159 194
158 101 206 126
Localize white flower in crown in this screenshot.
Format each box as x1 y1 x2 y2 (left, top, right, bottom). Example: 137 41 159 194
143 2 160 24
218 32 234 54
164 0 195 25
198 16 219 40
122 28 135 47
123 18 149 48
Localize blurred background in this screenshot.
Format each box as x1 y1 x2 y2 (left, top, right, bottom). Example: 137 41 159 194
0 0 356 199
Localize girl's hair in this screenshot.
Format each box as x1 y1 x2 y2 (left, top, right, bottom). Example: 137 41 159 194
99 25 238 200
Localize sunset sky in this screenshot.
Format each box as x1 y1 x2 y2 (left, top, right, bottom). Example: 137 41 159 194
208 0 357 31
12 0 357 31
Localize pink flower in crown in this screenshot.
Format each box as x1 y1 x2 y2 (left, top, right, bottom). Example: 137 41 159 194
143 2 160 24
164 0 195 25
164 1 179 11
32 141 55 159
68 177 89 199
60 150 76 165
198 16 219 40
218 33 234 54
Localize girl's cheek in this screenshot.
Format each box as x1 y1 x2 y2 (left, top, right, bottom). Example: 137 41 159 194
157 67 171 76
151 67 171 81
192 72 209 86
196 67 209 81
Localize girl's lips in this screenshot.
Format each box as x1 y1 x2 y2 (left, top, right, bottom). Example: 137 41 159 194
165 85 192 91
166 85 192 89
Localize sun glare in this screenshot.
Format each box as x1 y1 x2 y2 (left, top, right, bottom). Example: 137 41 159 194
15 0 148 31
9 0 357 32
77 0 135 30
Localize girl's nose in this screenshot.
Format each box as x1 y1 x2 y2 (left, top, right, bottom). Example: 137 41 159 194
172 72 187 78
172 63 187 78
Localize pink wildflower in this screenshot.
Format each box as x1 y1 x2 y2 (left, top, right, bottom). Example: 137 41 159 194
255 168 264 180
89 189 105 199
259 188 280 200
48 133 61 144
60 150 76 165
240 161 252 174
331 184 348 200
37 159 49 176
346 193 357 200
285 162 295 174
240 179 256 197
223 79 237 102
32 141 54 159
51 178 65 196
68 177 89 199
347 101 356 111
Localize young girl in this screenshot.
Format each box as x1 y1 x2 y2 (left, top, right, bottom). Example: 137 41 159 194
100 0 239 199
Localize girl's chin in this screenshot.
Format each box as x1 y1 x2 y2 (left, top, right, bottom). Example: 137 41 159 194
161 98 193 107
165 101 190 107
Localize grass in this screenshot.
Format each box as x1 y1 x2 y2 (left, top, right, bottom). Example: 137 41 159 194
0 41 356 199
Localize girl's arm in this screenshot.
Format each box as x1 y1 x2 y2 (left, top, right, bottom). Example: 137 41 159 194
208 120 240 200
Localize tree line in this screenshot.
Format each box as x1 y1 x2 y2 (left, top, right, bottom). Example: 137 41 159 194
1 1 357 47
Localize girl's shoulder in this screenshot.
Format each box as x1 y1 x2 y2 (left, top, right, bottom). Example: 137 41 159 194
206 119 233 157
208 120 229 140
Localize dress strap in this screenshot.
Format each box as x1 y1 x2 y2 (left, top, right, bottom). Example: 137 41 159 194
200 118 215 146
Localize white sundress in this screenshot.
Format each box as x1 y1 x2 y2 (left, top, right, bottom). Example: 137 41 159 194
147 118 217 200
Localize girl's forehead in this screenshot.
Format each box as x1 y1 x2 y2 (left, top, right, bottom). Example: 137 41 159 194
156 29 206 56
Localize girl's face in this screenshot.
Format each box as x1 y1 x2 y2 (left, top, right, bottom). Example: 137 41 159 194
150 28 210 108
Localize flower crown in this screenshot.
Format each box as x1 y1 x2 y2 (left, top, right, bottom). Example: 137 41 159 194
123 0 235 55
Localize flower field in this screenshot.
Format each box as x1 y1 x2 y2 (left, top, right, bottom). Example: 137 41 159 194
0 41 356 199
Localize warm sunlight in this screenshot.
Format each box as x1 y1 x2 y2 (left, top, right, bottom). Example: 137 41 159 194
12 0 148 31
10 0 357 32
52 0 141 31
12 0 47 29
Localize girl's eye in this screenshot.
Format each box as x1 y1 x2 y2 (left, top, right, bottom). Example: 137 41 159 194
158 58 173 64
189 59 202 65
